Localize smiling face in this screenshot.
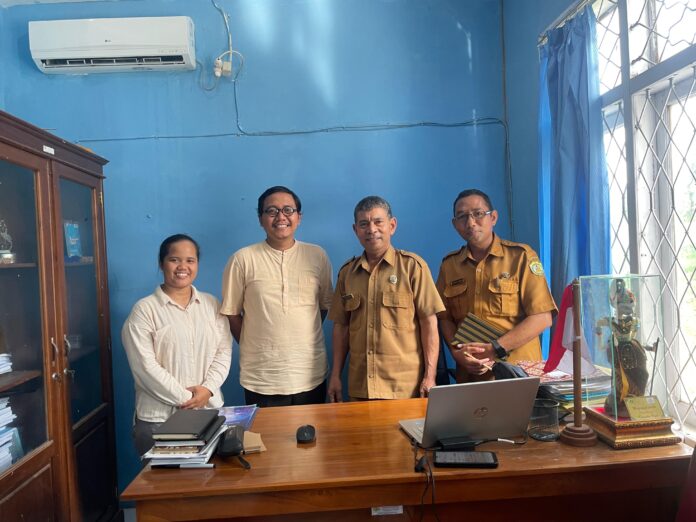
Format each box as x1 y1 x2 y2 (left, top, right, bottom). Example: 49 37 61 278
353 206 397 260
160 239 198 292
259 191 302 250
452 194 498 251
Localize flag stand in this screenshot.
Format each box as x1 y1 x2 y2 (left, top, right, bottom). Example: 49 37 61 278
559 279 597 447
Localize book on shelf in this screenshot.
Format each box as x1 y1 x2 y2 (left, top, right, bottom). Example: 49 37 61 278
0 402 16 429
63 220 82 258
151 409 221 441
153 415 225 447
0 353 11 375
583 406 681 449
218 404 258 430
0 426 23 472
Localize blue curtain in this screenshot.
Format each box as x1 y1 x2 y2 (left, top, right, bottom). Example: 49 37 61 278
538 6 610 305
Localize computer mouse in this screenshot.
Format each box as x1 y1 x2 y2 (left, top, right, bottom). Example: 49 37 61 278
217 425 244 457
296 424 316 444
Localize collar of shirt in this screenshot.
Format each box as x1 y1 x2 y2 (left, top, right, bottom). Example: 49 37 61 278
154 284 201 309
262 239 300 255
463 233 504 263
354 245 397 273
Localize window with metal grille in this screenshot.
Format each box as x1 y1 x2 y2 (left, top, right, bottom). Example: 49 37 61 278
594 0 696 437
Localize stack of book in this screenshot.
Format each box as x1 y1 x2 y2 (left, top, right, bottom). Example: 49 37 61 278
143 409 227 469
0 397 21 472
0 353 11 375
583 406 681 449
519 360 612 412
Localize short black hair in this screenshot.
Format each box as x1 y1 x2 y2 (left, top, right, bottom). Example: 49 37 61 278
257 186 302 217
452 189 494 216
158 234 200 266
353 196 392 222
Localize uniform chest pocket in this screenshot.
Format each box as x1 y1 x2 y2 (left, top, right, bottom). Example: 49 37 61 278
443 282 468 321
298 271 319 306
488 279 520 317
343 295 363 332
381 291 414 330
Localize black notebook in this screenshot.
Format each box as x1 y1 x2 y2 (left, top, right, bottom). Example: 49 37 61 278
153 414 225 446
152 409 221 441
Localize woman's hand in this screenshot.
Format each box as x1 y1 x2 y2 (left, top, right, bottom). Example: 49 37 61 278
180 385 212 409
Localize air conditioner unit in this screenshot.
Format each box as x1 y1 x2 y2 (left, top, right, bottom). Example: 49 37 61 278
28 16 196 74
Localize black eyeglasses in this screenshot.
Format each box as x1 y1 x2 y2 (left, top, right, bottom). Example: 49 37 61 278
263 206 298 218
454 209 493 222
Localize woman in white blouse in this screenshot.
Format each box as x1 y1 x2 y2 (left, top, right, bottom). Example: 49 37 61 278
122 234 232 456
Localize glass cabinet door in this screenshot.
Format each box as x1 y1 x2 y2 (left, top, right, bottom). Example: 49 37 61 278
0 157 48 474
58 177 103 424
57 172 116 521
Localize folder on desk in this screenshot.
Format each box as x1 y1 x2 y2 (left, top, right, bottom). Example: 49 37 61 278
452 313 507 345
152 409 221 441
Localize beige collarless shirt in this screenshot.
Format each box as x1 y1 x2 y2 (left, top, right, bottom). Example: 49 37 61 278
122 285 233 423
221 240 333 395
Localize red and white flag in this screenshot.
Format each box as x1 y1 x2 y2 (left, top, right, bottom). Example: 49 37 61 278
544 284 595 375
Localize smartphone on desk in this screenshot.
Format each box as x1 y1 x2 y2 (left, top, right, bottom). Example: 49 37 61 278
433 450 498 468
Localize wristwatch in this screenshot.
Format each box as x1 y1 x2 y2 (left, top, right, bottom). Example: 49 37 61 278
491 339 508 360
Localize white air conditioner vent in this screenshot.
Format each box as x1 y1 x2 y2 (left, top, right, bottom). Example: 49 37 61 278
29 16 196 74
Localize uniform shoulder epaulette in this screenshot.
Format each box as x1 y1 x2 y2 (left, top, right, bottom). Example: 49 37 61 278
441 246 465 262
398 249 427 267
338 256 358 273
499 238 534 252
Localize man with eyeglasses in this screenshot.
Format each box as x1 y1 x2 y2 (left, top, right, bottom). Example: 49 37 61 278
436 189 557 382
328 196 445 401
221 186 333 406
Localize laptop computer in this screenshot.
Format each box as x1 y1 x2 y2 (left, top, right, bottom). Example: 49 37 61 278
399 376 540 448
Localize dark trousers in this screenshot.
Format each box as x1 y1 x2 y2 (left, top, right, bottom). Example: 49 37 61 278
244 380 327 408
132 417 162 458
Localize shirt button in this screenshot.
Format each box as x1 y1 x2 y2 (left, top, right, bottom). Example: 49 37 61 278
476 289 480 295
369 323 373 328
368 350 373 355
477 268 481 273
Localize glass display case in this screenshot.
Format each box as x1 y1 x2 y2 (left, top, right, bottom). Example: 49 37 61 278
578 275 680 448
0 110 119 520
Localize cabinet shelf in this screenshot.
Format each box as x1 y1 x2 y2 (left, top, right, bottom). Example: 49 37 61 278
64 259 94 267
0 370 42 395
0 263 37 270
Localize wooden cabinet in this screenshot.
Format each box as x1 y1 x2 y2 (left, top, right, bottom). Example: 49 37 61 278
0 110 120 521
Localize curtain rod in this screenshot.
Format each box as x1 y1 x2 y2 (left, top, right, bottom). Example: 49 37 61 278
537 0 592 46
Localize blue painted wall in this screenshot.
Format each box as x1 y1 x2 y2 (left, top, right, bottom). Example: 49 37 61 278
0 0 571 499
502 0 575 251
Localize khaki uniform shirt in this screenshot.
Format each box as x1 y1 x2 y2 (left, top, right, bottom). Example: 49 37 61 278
221 240 333 395
329 246 445 399
436 234 556 369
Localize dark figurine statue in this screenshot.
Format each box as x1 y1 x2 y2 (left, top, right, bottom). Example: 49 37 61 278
602 279 655 417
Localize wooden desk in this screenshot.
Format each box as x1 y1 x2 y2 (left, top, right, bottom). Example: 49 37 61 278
122 400 692 522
